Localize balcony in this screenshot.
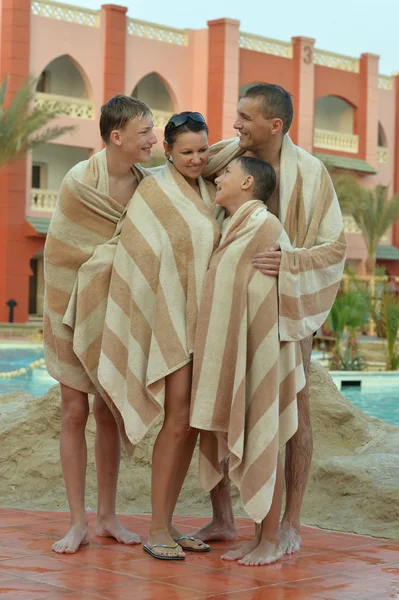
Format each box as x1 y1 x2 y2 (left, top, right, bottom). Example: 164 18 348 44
31 189 58 211
343 215 361 234
314 129 359 154
377 146 388 164
34 92 95 120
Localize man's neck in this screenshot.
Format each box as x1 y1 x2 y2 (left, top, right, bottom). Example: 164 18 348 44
253 135 284 168
106 147 136 179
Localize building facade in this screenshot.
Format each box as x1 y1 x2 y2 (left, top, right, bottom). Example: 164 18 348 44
1 0 399 323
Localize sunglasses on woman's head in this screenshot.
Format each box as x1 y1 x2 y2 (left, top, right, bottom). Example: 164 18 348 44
168 112 206 128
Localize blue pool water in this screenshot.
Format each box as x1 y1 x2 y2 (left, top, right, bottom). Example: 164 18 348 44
331 377 399 426
1 345 399 426
0 343 57 396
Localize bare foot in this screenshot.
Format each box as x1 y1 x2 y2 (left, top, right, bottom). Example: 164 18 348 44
146 530 185 559
169 526 209 551
95 517 140 545
52 524 89 554
191 519 237 543
279 522 301 555
238 539 283 566
221 535 260 561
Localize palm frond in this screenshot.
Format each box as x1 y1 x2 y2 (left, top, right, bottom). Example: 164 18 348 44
334 174 399 274
0 75 75 170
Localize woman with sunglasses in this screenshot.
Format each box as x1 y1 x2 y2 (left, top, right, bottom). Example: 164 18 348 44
98 112 222 561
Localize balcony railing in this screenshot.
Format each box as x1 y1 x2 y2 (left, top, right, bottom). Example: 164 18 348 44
34 93 95 120
377 146 388 164
239 32 292 58
31 189 58 212
314 129 359 154
128 18 187 46
31 0 99 27
343 215 361 234
152 109 173 129
314 49 359 73
378 75 393 90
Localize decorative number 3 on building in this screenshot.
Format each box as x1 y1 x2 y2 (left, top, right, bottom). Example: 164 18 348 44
303 46 313 64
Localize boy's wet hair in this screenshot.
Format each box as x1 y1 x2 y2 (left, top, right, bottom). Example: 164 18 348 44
235 156 276 204
100 95 151 143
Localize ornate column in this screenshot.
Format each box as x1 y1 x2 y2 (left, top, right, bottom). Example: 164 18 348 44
291 36 315 152
206 18 240 144
101 4 127 101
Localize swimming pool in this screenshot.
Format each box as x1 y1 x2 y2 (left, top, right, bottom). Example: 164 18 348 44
1 345 399 426
0 343 57 396
331 374 399 426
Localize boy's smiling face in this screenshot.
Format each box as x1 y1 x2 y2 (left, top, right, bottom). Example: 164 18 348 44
215 159 250 208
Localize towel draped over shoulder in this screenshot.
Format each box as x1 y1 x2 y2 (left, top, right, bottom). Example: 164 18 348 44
203 135 347 341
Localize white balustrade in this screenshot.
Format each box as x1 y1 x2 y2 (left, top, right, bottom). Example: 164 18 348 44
128 18 187 46
239 32 292 58
151 109 173 129
343 215 361 234
34 92 95 120
31 0 99 26
31 189 58 212
314 49 359 73
314 128 359 154
378 75 393 90
377 146 388 164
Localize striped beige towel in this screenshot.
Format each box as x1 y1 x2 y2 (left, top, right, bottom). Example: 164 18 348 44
97 161 222 446
204 136 346 341
43 148 147 393
190 200 306 524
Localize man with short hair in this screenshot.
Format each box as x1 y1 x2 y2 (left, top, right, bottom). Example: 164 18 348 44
44 95 157 554
194 83 346 557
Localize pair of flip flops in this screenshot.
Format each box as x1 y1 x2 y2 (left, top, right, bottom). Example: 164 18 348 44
143 535 210 561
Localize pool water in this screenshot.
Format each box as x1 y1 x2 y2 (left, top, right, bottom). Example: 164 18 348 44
338 383 399 426
0 343 57 396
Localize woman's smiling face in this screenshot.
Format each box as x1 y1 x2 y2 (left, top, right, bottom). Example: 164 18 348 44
164 130 209 181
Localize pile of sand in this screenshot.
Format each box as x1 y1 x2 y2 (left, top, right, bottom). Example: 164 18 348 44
0 362 398 539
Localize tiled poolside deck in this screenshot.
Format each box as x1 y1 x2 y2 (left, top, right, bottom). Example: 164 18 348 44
0 510 398 599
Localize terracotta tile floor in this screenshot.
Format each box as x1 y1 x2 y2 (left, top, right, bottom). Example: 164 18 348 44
0 509 398 599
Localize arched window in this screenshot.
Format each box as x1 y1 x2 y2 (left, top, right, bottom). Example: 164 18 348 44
36 55 90 99
132 73 174 112
315 96 355 134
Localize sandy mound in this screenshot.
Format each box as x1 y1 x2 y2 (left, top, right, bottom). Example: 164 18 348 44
0 362 398 539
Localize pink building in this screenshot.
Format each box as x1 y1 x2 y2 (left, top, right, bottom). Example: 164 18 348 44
1 0 399 323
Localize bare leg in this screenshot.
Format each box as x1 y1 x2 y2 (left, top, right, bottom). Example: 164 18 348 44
52 384 90 554
192 457 237 542
239 454 284 566
93 395 140 545
280 336 313 555
147 363 195 558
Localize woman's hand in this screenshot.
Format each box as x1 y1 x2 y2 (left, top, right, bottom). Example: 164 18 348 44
252 243 281 276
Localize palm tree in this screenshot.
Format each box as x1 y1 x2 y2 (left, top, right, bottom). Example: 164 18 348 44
334 175 399 275
327 291 368 370
0 75 73 169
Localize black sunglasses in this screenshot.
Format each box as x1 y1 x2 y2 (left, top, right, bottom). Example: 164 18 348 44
168 112 206 128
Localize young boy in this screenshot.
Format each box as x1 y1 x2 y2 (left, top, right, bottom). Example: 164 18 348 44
190 156 305 566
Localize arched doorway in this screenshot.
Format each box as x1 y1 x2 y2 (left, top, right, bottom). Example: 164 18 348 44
132 73 174 113
36 55 90 99
314 96 358 153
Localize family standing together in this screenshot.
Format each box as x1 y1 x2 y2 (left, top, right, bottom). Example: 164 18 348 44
43 84 346 566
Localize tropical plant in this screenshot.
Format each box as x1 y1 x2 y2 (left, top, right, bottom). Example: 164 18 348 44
327 291 369 370
385 297 399 370
0 75 73 170
334 175 399 275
